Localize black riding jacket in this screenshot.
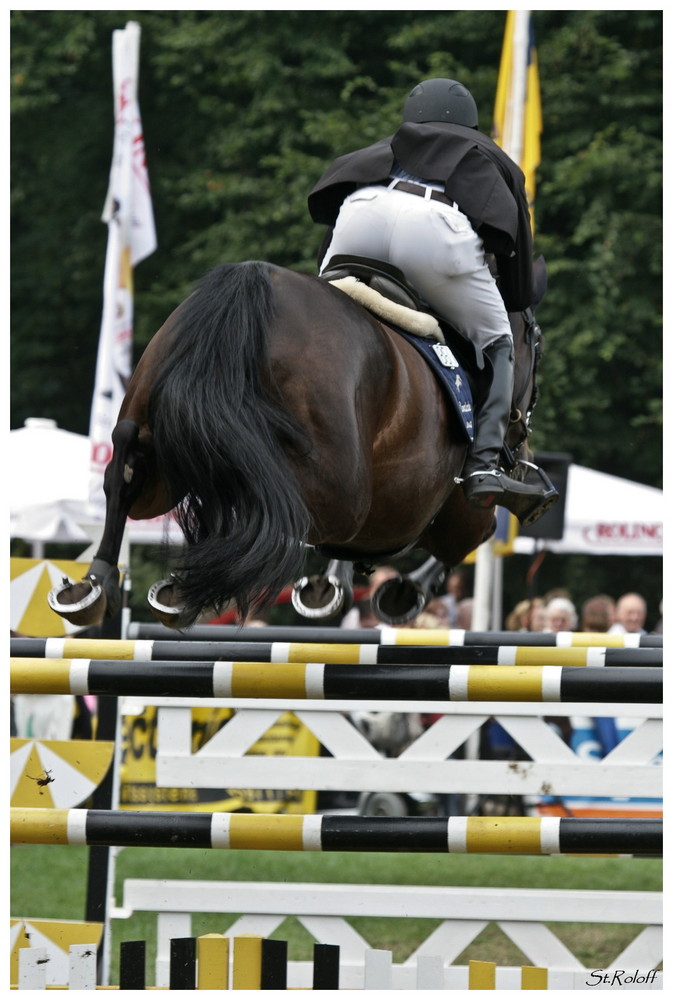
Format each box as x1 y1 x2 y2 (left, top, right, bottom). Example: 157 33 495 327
308 120 534 312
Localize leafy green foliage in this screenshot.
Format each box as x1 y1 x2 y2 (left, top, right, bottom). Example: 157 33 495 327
11 11 661 488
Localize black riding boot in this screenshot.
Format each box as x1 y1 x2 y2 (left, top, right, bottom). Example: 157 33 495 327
459 336 559 527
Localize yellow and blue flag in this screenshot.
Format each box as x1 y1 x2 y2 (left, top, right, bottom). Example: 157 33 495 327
489 10 543 553
492 10 542 229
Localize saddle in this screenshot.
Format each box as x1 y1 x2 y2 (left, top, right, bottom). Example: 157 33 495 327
321 254 424 310
321 255 447 344
322 253 486 374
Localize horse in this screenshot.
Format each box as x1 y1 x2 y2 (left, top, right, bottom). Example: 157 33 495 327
48 255 548 630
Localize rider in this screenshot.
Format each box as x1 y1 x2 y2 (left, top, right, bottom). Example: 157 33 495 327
308 77 558 527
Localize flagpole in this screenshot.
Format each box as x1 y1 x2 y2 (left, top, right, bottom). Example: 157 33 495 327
88 20 156 522
506 10 529 165
83 22 155 986
473 10 538 632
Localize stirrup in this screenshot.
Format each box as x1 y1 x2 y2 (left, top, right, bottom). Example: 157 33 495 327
456 466 559 527
506 460 560 526
515 489 559 527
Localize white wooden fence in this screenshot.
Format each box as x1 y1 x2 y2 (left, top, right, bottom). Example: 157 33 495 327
108 694 662 987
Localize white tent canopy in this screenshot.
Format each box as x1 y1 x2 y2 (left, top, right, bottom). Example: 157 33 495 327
11 421 662 557
10 418 183 546
514 463 663 557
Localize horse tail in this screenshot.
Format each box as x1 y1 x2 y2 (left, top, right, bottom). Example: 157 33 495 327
148 261 311 623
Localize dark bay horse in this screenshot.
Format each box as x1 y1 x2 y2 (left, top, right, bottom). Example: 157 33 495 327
49 258 547 630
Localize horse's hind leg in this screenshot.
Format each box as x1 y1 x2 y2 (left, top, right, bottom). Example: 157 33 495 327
291 557 354 620
48 419 148 627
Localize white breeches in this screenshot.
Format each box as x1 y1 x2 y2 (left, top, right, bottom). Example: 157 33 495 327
320 185 512 351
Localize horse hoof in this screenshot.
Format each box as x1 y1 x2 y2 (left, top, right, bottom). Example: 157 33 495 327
147 578 192 630
291 574 345 620
47 577 106 627
371 577 425 626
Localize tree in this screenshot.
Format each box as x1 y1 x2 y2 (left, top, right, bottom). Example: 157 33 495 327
11 10 661 486
531 11 662 487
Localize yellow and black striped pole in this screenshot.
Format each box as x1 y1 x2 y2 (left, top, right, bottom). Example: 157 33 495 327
126 621 663 648
11 634 663 665
10 657 662 703
10 809 662 856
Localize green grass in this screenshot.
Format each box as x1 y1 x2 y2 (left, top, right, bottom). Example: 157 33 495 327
11 844 662 984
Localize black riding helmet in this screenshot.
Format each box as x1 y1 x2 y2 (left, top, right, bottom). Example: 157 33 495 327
403 78 479 128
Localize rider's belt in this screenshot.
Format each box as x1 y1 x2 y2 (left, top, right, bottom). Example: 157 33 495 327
387 179 454 207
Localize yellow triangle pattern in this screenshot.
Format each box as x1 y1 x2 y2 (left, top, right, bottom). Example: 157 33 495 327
10 739 115 808
10 558 92 637
17 566 62 637
10 744 57 808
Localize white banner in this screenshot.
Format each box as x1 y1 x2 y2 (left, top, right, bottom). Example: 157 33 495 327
514 464 663 556
88 21 156 519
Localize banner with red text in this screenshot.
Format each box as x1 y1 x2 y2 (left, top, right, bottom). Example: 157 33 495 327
88 21 156 518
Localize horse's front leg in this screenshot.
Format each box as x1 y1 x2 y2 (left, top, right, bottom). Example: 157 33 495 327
48 419 148 627
421 485 497 568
